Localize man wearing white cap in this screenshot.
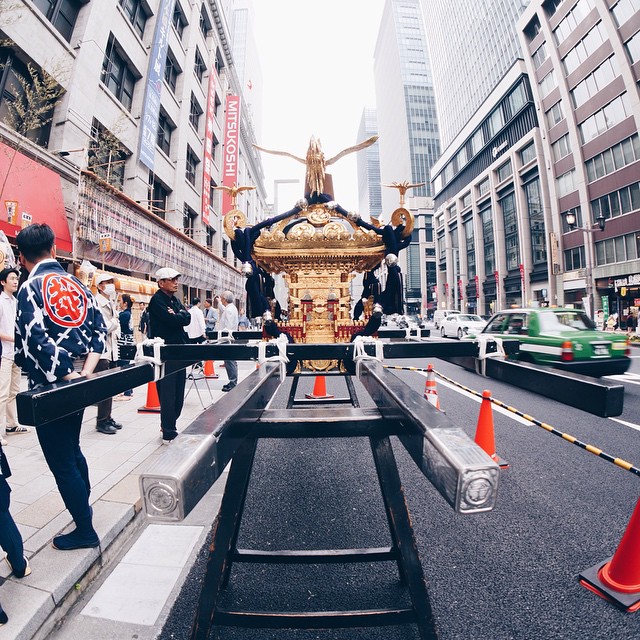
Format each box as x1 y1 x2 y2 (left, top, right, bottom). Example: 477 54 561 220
148 267 191 443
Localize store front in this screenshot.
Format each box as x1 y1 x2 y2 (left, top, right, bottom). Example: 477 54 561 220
598 272 640 328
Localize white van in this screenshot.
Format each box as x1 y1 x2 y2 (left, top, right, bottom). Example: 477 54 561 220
433 309 460 329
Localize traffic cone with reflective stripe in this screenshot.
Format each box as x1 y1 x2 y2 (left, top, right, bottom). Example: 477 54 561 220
474 390 508 468
138 382 161 413
305 376 334 399
203 361 218 378
580 497 640 612
423 364 441 410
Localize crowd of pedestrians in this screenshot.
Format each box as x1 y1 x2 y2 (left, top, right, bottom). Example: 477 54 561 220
0 222 244 625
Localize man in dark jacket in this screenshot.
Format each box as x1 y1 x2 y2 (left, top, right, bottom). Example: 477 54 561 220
147 267 190 444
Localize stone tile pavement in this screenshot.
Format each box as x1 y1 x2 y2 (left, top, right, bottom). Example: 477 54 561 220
0 361 254 640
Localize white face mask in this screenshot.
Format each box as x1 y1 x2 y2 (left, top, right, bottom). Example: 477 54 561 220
103 283 116 297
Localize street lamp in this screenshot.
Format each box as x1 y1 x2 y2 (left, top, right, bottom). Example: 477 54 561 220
562 210 607 318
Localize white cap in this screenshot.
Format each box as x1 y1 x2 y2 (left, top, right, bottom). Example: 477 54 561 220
155 267 181 280
95 273 115 285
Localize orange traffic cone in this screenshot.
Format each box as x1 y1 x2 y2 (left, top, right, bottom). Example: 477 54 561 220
474 390 508 468
305 376 334 399
580 497 640 612
138 382 161 413
203 361 218 379
423 364 441 410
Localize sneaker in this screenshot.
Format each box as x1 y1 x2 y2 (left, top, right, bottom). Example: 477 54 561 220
162 438 175 445
0 439 7 447
114 395 132 402
52 529 99 551
161 432 178 445
6 426 30 435
96 421 118 435
4 554 31 578
105 418 123 430
221 383 236 392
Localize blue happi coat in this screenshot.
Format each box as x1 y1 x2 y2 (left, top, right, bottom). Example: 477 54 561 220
15 259 107 387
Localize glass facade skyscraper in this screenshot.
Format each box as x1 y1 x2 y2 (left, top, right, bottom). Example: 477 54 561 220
422 0 529 148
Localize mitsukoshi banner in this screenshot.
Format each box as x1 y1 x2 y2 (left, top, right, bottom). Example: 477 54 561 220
222 95 240 214
201 67 217 226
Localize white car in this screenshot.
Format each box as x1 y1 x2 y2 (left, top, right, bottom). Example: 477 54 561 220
440 313 487 339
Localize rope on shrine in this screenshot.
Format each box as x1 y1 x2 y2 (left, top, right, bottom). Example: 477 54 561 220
134 338 165 380
257 335 289 380
352 336 384 377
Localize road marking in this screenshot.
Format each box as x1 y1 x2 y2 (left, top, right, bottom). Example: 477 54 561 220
605 372 640 385
609 417 640 432
81 524 202 625
420 372 533 426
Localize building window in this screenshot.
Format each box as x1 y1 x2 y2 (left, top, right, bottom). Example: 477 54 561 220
469 128 484 156
561 206 583 233
164 50 179 93
556 170 575 197
206 225 214 250
461 192 472 210
0 49 61 145
552 134 572 162
585 134 640 182
532 43 548 69
554 0 596 44
189 93 202 131
596 232 640 265
102 35 136 111
562 22 607 75
477 177 490 197
194 47 206 83
88 120 129 191
564 246 586 271
214 49 224 75
222 239 228 260
183 203 197 238
496 160 512 183
33 0 82 42
119 0 148 39
543 0 564 18
448 205 457 221
578 93 632 143
546 101 564 128
500 192 519 271
520 142 536 165
505 82 528 120
486 107 504 140
157 111 174 156
591 181 640 223
612 0 637 28
524 179 546 266
626 32 640 64
185 146 199 185
173 4 187 39
200 6 212 37
571 56 617 109
539 70 556 98
149 175 170 219
480 205 495 275
464 218 475 279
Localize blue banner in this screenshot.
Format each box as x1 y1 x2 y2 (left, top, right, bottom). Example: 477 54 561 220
137 0 176 171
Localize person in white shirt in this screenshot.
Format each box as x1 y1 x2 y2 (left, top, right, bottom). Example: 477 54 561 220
186 298 206 343
218 291 239 391
0 268 29 444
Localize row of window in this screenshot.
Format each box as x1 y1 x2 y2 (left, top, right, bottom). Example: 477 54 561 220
570 55 617 109
596 231 640 266
553 0 594 46
591 180 640 222
579 92 632 144
585 134 640 182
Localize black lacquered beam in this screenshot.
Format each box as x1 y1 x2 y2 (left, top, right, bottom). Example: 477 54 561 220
357 360 500 514
206 330 263 341
17 363 155 427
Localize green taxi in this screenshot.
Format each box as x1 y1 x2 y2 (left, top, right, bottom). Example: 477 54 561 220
479 308 631 377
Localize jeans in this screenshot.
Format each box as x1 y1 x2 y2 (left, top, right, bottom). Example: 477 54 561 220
224 360 237 386
36 411 93 529
155 362 187 439
0 477 26 572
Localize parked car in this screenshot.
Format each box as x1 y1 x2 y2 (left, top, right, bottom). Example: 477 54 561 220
440 313 487 339
479 308 631 377
433 309 460 329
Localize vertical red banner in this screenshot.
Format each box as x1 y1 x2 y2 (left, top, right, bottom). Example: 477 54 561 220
458 278 464 302
475 275 480 299
201 70 217 226
222 95 241 214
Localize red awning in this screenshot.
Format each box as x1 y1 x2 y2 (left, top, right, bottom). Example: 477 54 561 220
0 141 73 253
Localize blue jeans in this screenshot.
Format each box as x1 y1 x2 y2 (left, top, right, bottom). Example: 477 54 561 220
0 477 26 572
36 411 93 529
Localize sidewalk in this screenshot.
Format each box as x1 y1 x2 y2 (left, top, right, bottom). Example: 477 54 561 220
0 361 254 640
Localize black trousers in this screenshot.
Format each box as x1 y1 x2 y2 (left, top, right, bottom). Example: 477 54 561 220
155 362 187 439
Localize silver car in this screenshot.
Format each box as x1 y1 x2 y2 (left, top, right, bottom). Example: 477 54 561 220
440 313 487 339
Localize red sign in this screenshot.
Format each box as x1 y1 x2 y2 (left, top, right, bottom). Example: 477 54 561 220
201 68 217 226
42 274 88 328
458 278 464 301
475 275 479 298
222 95 241 214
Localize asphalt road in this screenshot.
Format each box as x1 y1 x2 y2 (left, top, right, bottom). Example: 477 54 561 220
158 355 640 640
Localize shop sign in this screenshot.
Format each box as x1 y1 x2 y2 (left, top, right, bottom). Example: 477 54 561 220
614 274 640 292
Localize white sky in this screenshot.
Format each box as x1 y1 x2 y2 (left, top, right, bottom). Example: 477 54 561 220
251 0 385 211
